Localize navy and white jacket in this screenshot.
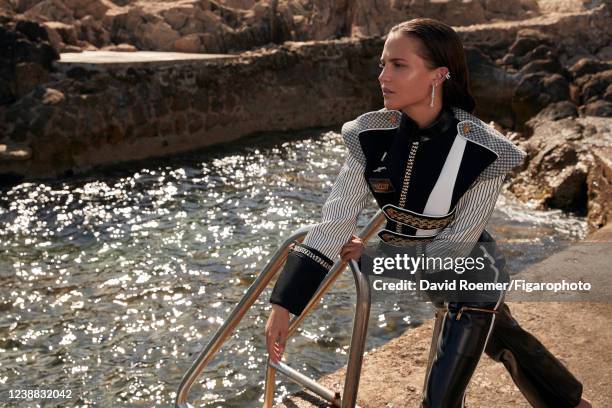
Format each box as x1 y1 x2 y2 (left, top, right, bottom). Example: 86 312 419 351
270 105 527 316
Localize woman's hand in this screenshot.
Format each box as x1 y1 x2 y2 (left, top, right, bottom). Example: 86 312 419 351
265 304 290 364
265 237 363 363
340 235 364 262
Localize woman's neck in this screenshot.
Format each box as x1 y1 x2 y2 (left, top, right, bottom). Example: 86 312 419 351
401 103 444 129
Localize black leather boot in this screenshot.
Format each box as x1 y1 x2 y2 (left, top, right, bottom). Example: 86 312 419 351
421 235 506 408
421 301 499 408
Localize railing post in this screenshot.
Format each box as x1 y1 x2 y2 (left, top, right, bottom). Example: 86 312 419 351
341 259 372 408
263 361 276 408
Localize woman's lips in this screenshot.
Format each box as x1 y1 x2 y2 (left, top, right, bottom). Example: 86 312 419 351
382 88 394 96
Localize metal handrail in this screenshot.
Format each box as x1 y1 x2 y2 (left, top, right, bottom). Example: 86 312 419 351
175 210 386 408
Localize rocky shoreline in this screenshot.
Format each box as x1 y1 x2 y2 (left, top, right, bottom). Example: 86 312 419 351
1 1 610 234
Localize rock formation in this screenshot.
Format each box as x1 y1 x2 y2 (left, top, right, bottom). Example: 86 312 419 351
0 16 59 105
508 110 611 232
2 0 604 54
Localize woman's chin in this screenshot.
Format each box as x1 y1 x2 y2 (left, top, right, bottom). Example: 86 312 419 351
384 97 422 111
383 99 401 110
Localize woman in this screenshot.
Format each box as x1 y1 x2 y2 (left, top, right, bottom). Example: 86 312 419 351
265 18 590 408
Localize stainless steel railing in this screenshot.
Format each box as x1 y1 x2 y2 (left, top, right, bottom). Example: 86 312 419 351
175 210 386 408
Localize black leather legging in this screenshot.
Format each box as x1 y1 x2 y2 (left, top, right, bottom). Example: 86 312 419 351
483 302 583 408
421 300 583 408
422 300 499 408
421 241 583 408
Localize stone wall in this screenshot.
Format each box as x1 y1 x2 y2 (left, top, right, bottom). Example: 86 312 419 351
0 37 384 179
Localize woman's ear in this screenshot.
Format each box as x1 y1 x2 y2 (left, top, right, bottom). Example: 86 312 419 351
432 67 449 86
438 67 450 82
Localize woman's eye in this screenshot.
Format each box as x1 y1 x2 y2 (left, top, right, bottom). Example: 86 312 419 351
379 62 403 68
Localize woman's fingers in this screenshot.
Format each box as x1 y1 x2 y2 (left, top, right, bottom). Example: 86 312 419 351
274 337 286 362
265 328 277 363
265 319 287 363
340 236 365 261
340 245 350 258
341 238 361 251
265 310 288 364
340 247 354 261
267 330 285 363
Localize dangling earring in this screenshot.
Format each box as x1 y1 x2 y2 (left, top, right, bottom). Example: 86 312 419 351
430 82 436 108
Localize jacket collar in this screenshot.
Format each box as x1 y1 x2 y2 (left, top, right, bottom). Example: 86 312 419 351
399 105 456 142
355 106 482 138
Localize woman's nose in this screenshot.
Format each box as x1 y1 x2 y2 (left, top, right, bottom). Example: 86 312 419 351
378 67 390 83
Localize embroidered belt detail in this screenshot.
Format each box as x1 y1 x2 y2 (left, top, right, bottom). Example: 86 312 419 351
291 242 333 270
382 204 456 230
378 229 437 247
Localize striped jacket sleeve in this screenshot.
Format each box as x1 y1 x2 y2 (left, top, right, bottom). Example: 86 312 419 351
269 138 371 316
422 174 506 268
301 152 371 259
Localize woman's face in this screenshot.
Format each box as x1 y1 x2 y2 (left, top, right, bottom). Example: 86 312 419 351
378 32 444 111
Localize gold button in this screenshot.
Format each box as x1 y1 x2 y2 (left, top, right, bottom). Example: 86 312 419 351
389 115 397 124
462 123 471 133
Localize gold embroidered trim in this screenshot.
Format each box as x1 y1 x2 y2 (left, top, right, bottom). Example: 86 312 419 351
378 230 435 246
384 206 456 230
396 141 419 234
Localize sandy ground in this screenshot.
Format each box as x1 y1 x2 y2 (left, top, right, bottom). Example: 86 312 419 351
274 226 612 407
